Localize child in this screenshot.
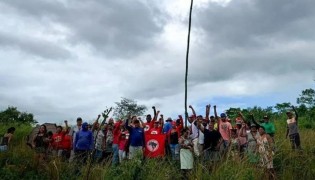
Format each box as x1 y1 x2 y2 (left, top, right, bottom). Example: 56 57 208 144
229 129 240 161
118 132 128 163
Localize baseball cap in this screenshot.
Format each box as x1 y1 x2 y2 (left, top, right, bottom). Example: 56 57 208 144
220 113 227 118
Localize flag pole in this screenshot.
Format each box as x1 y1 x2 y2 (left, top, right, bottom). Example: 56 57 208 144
185 0 194 128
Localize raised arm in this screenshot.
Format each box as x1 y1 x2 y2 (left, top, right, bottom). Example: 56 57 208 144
189 105 197 117
178 115 184 130
152 110 160 123
250 113 260 128
206 104 211 120
214 105 218 120
92 116 100 132
152 106 157 119
64 120 70 134
197 120 205 133
159 114 164 128
238 112 247 123
139 118 145 128
292 106 298 123
125 118 132 132
113 120 122 134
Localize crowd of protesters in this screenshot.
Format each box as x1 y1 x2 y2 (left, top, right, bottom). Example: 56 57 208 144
1 105 302 179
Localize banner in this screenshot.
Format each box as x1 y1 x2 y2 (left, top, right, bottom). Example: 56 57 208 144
144 134 166 158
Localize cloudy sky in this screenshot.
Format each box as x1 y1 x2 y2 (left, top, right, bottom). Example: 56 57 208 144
1 0 315 124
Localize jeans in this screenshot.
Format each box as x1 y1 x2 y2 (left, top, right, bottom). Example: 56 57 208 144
169 144 179 160
94 149 103 163
129 146 143 160
112 144 119 165
119 150 126 163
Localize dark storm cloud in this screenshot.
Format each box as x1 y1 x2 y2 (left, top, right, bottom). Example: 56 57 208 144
196 0 315 49
184 0 315 84
1 0 164 58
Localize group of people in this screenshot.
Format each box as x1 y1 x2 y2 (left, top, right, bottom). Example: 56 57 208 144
1 104 302 179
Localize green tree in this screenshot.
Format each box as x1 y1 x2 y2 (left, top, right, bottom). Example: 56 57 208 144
297 88 315 107
0 106 37 124
274 102 292 114
297 104 308 117
113 98 147 120
226 107 241 120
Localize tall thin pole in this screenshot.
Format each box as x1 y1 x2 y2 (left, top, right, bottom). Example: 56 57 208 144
185 0 193 128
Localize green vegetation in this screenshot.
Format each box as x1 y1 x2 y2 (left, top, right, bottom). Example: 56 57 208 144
1 118 314 180
1 89 315 179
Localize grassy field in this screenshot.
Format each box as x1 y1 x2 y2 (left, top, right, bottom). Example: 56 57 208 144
1 118 315 180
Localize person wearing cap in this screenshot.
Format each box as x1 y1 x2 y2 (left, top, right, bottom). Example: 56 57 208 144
214 105 232 151
163 117 173 134
247 122 260 163
125 116 145 160
285 106 302 150
252 115 275 139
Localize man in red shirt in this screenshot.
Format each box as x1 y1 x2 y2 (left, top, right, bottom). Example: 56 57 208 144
144 106 159 133
52 120 69 158
112 120 123 166
148 115 164 135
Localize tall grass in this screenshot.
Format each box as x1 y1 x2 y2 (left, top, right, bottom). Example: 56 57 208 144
1 119 315 180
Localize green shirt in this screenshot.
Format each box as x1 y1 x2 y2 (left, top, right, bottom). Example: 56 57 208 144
261 122 275 135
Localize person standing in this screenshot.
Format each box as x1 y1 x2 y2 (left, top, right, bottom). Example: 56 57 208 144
286 106 302 150
125 116 145 160
179 128 194 179
69 117 83 162
32 125 50 166
51 120 69 157
197 121 222 164
167 115 183 161
92 118 106 163
247 124 260 163
214 105 232 152
188 105 200 157
112 120 123 165
257 126 275 180
0 127 15 152
74 122 93 164
252 115 275 139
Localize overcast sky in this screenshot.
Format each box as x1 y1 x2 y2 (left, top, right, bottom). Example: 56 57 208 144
1 0 315 125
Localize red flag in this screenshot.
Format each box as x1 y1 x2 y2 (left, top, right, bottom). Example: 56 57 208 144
144 134 166 158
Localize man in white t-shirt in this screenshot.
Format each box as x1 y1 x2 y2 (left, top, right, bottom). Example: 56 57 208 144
69 117 82 162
